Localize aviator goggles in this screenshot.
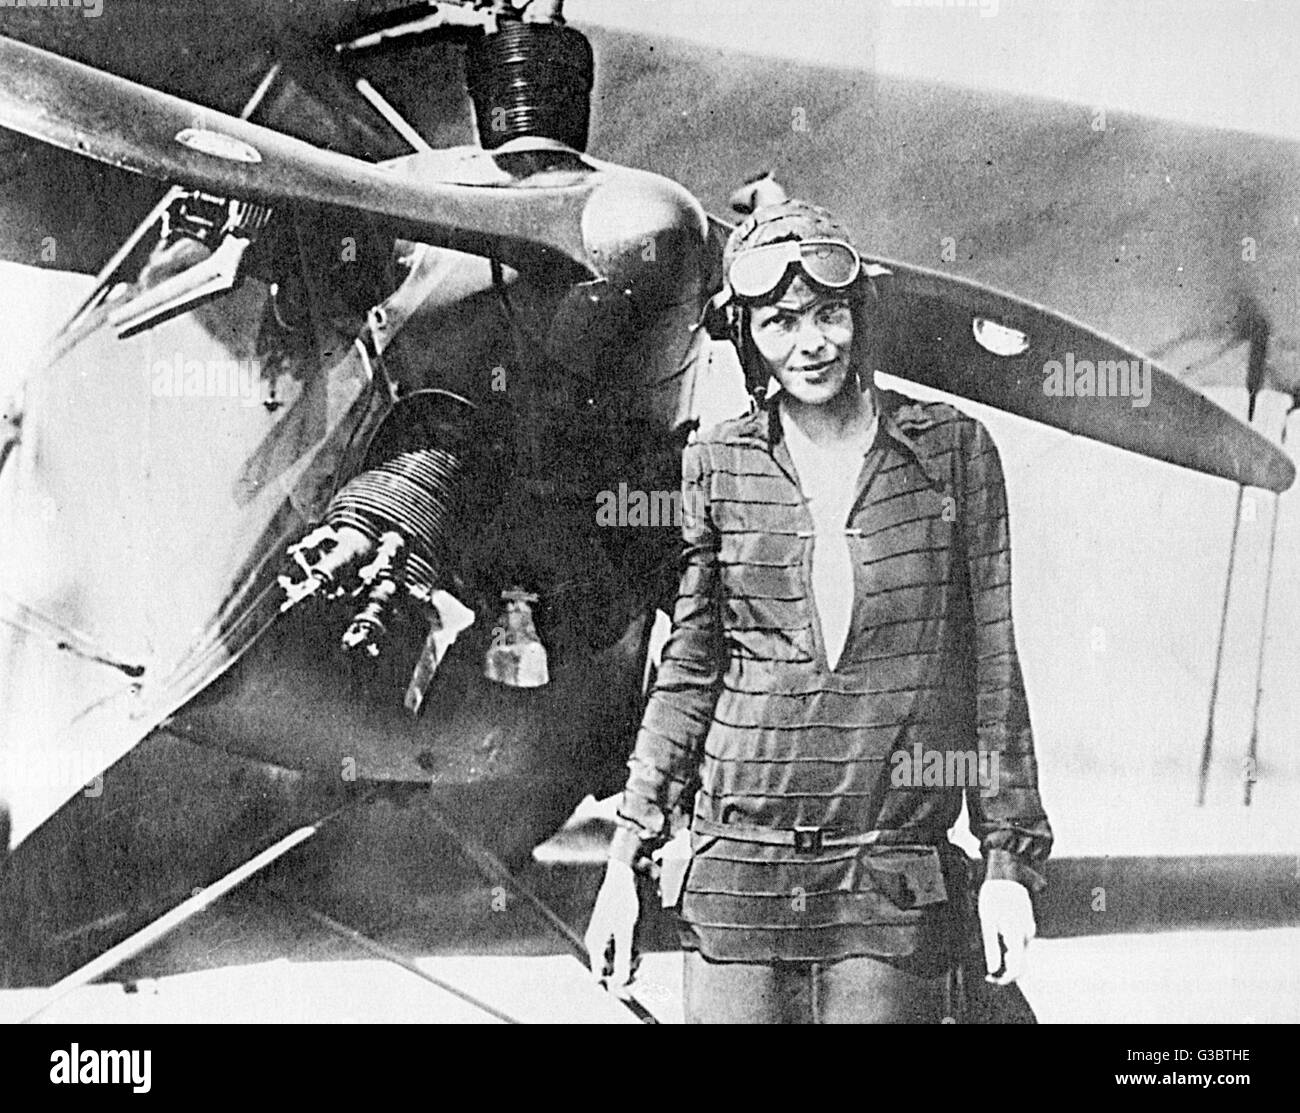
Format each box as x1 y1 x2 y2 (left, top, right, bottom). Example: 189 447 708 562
726 238 861 301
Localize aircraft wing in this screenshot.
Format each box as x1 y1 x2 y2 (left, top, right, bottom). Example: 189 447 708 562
571 19 1297 394
0 263 382 847
3 4 1295 395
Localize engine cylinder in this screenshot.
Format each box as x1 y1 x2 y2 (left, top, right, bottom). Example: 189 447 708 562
325 446 467 596
467 20 594 151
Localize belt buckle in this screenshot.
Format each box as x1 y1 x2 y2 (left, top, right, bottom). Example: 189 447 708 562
792 826 823 853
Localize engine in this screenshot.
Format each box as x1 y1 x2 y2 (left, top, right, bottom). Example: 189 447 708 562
276 390 502 708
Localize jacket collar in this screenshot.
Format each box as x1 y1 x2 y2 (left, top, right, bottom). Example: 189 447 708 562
729 387 949 491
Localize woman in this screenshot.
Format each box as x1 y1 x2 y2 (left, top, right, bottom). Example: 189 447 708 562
584 199 1052 1023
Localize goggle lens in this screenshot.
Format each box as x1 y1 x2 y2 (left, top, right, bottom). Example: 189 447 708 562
728 239 861 299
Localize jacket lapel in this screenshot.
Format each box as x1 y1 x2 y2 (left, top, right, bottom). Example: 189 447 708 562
878 394 951 491
735 389 947 514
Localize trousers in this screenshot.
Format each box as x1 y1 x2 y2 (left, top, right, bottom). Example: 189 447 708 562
682 950 948 1024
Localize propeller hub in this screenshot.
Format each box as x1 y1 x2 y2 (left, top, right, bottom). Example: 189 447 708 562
580 171 708 302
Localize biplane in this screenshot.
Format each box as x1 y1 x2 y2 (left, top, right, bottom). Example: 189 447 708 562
0 0 1296 1012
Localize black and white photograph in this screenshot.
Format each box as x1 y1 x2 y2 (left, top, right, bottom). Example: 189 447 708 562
0 0 1295 1062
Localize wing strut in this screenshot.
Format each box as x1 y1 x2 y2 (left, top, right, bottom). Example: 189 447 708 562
421 799 662 1025
1244 402 1297 804
268 895 522 1024
1197 304 1295 804
14 790 372 1023
1196 488 1245 806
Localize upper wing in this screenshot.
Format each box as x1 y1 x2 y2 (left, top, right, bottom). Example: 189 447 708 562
585 24 1300 401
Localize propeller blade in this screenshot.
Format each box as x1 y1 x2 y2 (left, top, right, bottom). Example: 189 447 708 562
868 258 1295 493
0 35 607 276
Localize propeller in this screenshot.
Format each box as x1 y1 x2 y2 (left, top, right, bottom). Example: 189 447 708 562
866 258 1296 494
0 34 698 283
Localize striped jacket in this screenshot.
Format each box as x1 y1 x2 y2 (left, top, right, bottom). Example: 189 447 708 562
618 388 1053 963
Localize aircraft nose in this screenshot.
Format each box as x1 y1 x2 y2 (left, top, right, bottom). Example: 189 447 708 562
580 169 707 306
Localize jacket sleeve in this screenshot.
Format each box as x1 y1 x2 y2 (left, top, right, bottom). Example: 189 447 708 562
611 440 723 863
959 419 1053 892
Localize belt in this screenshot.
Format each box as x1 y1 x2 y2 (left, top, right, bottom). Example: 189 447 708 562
692 816 940 854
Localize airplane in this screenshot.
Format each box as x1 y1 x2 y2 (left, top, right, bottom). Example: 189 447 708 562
0 0 1296 1010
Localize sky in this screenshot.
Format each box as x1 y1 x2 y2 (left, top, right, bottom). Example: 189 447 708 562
568 0 1300 143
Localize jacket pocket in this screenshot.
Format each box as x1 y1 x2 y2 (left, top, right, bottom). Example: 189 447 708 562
670 832 722 911
856 845 949 910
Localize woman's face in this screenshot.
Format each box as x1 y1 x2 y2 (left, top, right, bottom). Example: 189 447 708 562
747 274 855 406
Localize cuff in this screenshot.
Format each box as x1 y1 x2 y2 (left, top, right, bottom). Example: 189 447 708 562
608 823 650 867
984 848 1048 894
615 789 667 840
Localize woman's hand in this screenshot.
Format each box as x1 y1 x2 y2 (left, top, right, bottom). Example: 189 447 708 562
584 860 641 994
978 878 1036 985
